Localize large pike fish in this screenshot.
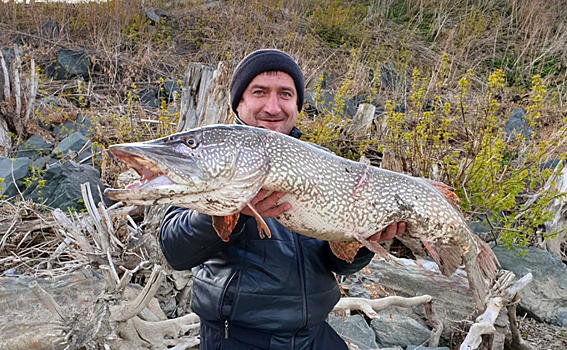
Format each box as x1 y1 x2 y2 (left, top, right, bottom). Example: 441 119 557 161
105 124 499 309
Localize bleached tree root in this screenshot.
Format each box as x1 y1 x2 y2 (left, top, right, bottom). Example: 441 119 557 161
459 271 533 350
333 295 443 347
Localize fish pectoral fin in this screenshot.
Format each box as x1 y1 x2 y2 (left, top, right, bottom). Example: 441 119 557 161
245 203 271 239
353 233 393 261
329 241 363 263
422 241 462 276
212 214 240 242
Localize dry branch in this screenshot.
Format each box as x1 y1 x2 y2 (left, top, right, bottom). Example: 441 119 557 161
29 280 66 321
459 271 533 350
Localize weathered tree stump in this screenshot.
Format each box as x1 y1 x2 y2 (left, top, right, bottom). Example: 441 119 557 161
177 61 233 131
177 63 215 131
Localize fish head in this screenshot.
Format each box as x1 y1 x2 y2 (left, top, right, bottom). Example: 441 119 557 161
104 125 271 214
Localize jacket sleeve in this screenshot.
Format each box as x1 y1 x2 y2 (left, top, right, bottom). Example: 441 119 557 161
159 206 247 270
327 245 374 276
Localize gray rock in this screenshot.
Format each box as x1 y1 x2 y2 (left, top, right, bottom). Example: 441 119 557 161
159 80 181 103
0 157 31 198
16 135 54 161
304 90 357 119
349 257 475 343
53 114 97 139
22 161 112 211
36 97 59 131
493 245 567 326
145 8 168 25
42 21 60 40
49 49 91 80
380 63 400 90
406 347 449 350
50 132 95 167
370 312 430 348
329 314 379 349
503 108 533 142
137 88 160 108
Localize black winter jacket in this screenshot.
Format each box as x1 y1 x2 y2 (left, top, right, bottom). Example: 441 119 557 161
159 206 374 349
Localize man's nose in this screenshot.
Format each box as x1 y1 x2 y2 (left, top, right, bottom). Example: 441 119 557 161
263 92 282 115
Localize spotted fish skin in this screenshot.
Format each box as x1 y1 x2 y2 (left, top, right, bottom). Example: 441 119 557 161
104 124 499 310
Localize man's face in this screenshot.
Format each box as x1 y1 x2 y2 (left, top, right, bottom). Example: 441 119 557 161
236 71 299 134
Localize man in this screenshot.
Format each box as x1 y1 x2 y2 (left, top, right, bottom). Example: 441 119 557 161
159 49 406 350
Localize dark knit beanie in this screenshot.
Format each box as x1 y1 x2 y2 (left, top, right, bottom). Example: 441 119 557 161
229 49 304 114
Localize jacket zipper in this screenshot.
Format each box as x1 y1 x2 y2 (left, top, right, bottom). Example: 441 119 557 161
219 270 239 339
291 233 308 350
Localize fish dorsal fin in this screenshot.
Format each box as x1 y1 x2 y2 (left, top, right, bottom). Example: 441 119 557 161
422 241 462 276
425 179 460 209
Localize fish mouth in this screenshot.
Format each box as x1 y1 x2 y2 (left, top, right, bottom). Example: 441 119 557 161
110 149 174 190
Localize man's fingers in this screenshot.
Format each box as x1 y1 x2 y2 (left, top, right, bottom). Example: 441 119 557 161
250 189 270 205
243 191 290 218
258 203 291 218
368 222 407 243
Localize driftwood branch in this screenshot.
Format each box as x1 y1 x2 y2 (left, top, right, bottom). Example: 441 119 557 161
333 295 443 347
460 271 533 350
29 280 66 321
0 44 39 139
0 48 10 99
110 264 166 322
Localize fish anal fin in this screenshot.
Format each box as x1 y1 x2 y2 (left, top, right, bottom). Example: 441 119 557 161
353 233 393 261
212 214 240 242
246 203 271 239
425 179 460 209
422 241 462 277
464 236 500 312
329 241 362 263
475 235 500 280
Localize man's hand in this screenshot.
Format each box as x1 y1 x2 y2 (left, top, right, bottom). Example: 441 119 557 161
241 189 291 218
368 222 406 243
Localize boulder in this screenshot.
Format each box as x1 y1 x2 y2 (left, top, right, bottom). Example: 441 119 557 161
49 132 101 168
0 157 31 198
380 63 400 90
48 49 91 80
493 245 567 327
503 107 533 142
304 90 357 119
16 135 54 162
53 113 98 139
370 312 431 348
348 257 475 342
329 314 379 349
22 161 112 211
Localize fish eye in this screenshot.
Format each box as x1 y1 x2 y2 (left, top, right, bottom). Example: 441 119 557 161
184 136 198 148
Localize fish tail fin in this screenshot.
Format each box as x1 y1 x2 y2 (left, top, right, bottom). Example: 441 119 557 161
464 236 500 311
425 179 461 209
